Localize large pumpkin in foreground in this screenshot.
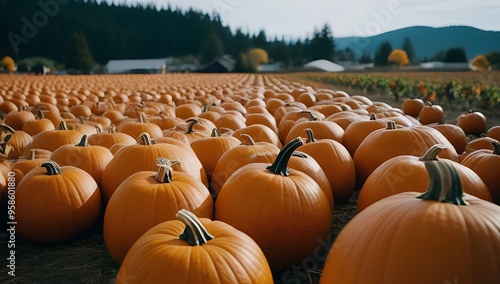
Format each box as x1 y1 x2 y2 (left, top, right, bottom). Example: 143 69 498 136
117 209 273 284
321 160 500 284
15 161 101 244
215 138 331 272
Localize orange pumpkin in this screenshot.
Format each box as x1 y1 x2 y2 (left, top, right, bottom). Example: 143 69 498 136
215 138 331 272
21 108 56 136
418 102 443 125
456 109 487 136
15 161 101 244
401 97 425 117
87 125 136 149
50 135 113 187
117 209 273 284
104 158 214 264
100 133 208 203
357 144 492 212
0 123 33 159
461 142 500 204
116 112 163 139
210 134 280 199
298 129 355 204
321 160 500 284
342 113 387 156
27 121 83 152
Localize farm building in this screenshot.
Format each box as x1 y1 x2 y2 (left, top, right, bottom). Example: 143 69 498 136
106 58 168 74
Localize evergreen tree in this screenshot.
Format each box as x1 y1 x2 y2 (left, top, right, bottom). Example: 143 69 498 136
443 48 467 63
401 37 415 62
65 31 95 73
253 30 268 50
358 52 372 64
374 41 393 66
200 32 224 63
308 24 335 61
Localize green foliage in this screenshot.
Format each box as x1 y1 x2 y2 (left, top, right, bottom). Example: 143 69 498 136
444 48 468 63
358 52 372 64
200 32 224 64
65 31 95 73
486 51 500 70
374 41 393 66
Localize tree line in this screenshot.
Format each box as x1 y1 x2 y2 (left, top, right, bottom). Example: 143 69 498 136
1 0 498 73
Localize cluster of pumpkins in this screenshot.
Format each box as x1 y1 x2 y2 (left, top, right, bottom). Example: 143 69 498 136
0 73 498 283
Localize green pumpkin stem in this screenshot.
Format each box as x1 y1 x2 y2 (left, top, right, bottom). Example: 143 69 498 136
185 119 199 134
418 160 469 205
492 142 500 155
300 110 318 121
177 209 213 246
58 121 69 130
418 144 446 161
210 128 218 137
155 158 180 183
266 137 303 176
304 128 316 143
41 161 62 175
1 123 16 133
137 132 154 145
76 135 89 147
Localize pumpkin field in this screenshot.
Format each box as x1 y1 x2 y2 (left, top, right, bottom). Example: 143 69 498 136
0 72 499 283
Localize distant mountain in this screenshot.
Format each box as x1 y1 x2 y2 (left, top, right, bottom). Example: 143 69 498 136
336 26 500 61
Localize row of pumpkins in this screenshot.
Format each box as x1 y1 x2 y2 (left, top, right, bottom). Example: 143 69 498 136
0 73 499 283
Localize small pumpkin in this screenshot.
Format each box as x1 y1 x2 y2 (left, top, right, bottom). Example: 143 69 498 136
456 109 487 136
0 123 33 159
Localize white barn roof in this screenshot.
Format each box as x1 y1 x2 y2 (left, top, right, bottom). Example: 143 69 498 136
304 59 345 72
106 58 168 74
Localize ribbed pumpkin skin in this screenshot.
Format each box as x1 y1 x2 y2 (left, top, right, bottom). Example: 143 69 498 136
461 148 500 204
321 191 500 284
15 165 101 244
50 141 113 187
210 142 279 198
117 217 274 284
104 170 214 264
87 132 136 149
215 163 331 273
27 128 83 152
100 142 208 203
298 139 355 204
357 155 492 212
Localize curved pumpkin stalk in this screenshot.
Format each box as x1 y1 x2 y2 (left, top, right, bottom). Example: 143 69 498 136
418 144 446 161
299 110 318 121
58 121 69 130
41 161 62 175
185 119 199 134
240 134 256 145
76 135 89 147
177 209 214 246
418 160 469 206
492 142 500 155
1 123 16 134
303 128 316 143
266 137 303 176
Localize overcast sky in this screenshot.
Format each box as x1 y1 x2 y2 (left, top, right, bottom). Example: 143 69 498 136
105 0 500 38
